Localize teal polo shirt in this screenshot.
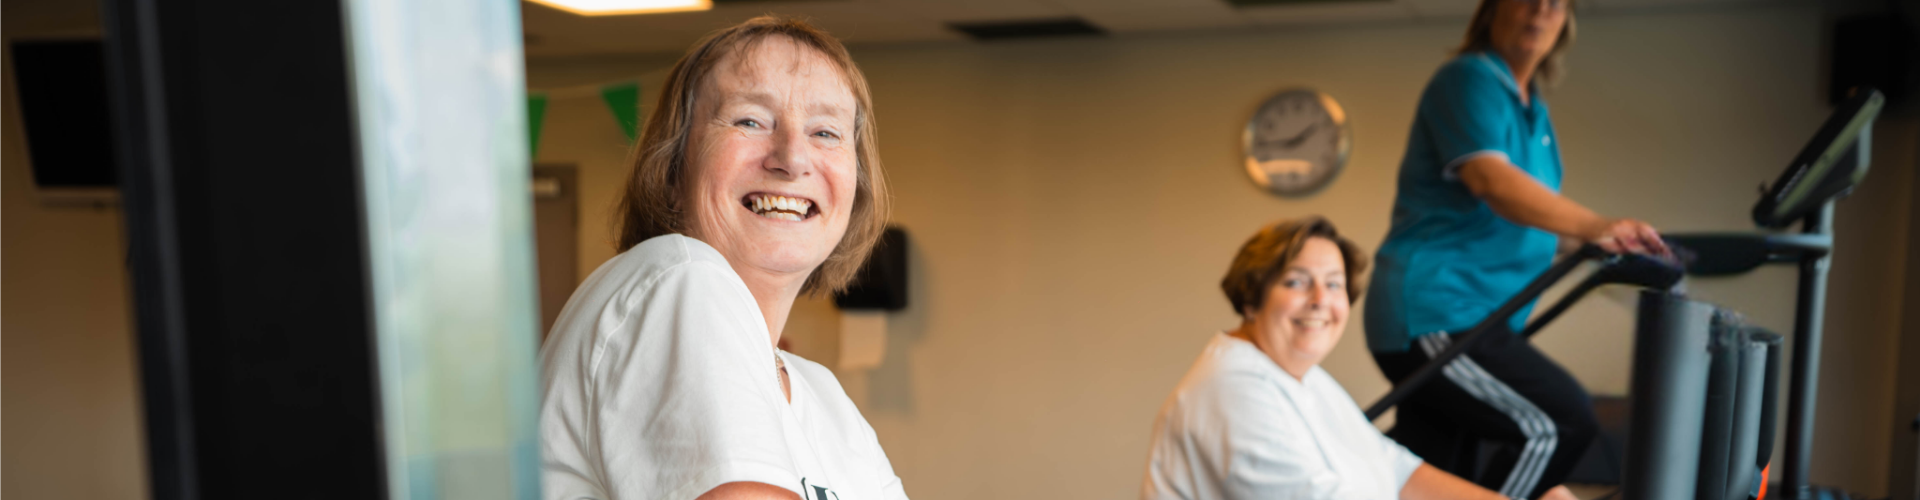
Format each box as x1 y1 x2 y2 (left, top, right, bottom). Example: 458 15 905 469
1363 51 1564 353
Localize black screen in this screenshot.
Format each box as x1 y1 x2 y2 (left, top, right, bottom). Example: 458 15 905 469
1751 88 1883 228
11 39 116 188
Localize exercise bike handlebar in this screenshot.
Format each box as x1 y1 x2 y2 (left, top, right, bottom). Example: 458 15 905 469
1364 245 1604 420
1363 245 1686 421
1520 249 1689 338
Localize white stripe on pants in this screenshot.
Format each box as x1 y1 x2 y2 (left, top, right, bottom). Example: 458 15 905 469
1417 334 1558 499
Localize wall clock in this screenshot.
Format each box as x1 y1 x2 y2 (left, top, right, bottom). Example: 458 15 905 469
1242 88 1352 197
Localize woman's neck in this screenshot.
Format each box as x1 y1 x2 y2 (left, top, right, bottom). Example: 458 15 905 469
1228 324 1311 382
1494 49 1539 105
733 266 806 349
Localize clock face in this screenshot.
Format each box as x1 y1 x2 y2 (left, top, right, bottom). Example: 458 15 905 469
1242 89 1352 197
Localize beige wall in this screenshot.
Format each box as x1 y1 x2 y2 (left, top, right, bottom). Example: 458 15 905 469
1815 109 1912 500
1 1 149 497
1892 114 1920 500
531 4 1913 498
4 1 1892 498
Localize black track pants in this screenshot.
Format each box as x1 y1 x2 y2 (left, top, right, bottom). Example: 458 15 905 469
1373 326 1599 500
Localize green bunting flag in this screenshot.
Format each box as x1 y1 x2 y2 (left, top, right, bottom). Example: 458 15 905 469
527 92 548 157
601 81 641 142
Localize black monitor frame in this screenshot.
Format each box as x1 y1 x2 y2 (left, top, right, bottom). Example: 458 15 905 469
1764 87 1883 500
1752 88 1884 229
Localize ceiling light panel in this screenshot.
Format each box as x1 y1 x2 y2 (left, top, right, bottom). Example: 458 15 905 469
530 0 712 16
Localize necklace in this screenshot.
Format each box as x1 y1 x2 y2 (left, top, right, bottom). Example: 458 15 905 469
774 350 788 387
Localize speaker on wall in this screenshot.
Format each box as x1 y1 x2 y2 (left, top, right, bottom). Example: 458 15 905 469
834 226 908 311
1830 13 1913 107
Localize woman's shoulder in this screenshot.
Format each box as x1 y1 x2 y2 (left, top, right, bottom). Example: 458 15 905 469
610 234 730 277
580 234 738 295
1425 52 1510 94
1157 335 1313 443
551 234 752 342
1202 334 1283 377
1170 335 1293 407
1433 51 1499 78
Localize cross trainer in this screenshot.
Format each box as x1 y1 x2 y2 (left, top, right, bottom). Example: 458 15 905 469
1366 87 1887 500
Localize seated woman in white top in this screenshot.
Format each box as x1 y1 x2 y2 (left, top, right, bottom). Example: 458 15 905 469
1141 217 1574 500
539 17 906 500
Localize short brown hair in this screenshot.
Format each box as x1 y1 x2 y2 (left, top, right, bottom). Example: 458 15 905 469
1220 216 1368 316
1457 0 1578 88
613 16 890 295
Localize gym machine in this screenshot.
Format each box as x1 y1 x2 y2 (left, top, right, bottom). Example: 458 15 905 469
1365 87 1886 500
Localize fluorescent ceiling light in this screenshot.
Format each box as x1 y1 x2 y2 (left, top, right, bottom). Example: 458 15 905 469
530 0 712 16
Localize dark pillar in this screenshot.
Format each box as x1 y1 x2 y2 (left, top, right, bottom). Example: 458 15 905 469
100 0 386 498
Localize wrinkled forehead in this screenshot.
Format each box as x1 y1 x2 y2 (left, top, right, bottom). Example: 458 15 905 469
699 35 858 114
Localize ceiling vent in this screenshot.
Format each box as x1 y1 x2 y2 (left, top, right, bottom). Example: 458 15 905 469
947 17 1106 41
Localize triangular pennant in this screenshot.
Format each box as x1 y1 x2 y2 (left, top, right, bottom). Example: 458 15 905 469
527 92 549 157
600 82 641 142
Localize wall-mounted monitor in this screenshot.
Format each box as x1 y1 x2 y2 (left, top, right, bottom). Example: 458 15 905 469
10 39 118 205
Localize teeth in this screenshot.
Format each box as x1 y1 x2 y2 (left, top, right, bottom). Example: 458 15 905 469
746 194 813 221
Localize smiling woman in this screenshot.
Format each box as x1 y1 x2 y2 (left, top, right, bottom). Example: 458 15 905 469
538 16 900 500
1140 216 1575 500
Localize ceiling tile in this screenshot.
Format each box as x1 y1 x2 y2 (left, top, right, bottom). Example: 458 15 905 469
1235 1 1417 26
786 3 965 43
1585 0 1781 11
1077 4 1253 33
523 0 961 57
871 0 1075 23
1399 0 1480 18
1051 0 1229 13
529 0 1729 57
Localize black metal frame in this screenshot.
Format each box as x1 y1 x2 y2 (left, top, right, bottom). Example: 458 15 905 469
1687 86 1882 500
101 0 388 498
1363 246 1683 420
1778 199 1835 500
1367 88 1885 500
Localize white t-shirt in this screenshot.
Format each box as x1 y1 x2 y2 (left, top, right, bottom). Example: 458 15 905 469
1142 333 1424 500
540 234 908 500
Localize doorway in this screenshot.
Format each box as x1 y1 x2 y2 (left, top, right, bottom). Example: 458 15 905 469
532 164 578 339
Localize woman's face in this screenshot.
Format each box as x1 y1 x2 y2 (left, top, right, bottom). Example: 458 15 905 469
1246 237 1351 371
686 37 859 284
1488 0 1568 69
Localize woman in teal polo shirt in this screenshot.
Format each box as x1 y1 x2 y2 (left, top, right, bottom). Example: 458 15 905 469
1364 0 1670 498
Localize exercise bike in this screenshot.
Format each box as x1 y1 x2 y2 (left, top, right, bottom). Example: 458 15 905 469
1365 87 1887 500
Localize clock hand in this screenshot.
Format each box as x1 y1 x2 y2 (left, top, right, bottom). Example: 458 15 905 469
1283 123 1320 148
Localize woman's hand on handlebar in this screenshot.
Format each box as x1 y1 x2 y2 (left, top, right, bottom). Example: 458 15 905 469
1585 218 1670 258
